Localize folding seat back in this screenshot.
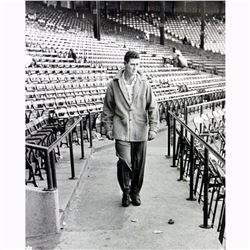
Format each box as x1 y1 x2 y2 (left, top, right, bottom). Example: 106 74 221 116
25 121 37 137
65 97 76 106
55 107 69 120
35 90 46 100
46 83 55 91
44 99 56 110
49 75 58 83
74 88 84 97
55 89 66 98
55 97 66 108
28 109 42 123
36 83 46 91
32 100 44 111
67 106 78 118
26 83 36 92
77 104 88 116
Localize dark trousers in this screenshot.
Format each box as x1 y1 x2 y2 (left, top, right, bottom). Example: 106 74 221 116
115 140 147 196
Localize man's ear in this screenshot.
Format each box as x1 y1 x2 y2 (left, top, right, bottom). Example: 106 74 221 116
124 61 127 66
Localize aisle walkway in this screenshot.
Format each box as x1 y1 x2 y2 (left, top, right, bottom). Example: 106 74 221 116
27 130 222 250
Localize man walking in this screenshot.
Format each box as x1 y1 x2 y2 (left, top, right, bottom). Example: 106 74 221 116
102 51 159 207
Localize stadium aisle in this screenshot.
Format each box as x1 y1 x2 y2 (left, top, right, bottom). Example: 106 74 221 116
27 130 222 250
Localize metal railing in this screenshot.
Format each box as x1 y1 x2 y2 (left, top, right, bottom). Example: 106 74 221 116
159 89 225 127
184 98 225 126
25 113 94 190
167 110 225 243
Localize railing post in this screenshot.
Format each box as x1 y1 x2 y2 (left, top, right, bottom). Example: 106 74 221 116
178 125 184 181
165 102 168 126
184 106 188 137
68 131 76 179
171 117 177 168
187 135 196 201
44 149 54 191
80 118 85 159
200 148 212 229
222 100 225 109
49 149 57 188
88 112 93 148
200 103 203 116
218 207 225 243
212 102 215 111
166 112 171 158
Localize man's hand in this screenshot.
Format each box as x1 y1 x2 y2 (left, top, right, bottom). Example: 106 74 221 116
106 131 114 140
148 131 157 141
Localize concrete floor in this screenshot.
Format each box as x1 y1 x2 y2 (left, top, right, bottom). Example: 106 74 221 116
26 129 223 250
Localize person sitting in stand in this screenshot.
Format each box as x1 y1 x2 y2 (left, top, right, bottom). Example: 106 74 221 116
176 53 188 68
68 48 77 62
182 36 188 45
172 47 182 67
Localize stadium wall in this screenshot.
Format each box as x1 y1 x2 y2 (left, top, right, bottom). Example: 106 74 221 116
26 186 60 237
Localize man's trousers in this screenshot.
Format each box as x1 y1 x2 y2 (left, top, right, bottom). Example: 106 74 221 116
115 140 147 196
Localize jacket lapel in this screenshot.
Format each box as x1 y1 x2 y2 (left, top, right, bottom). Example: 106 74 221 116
117 78 131 106
132 75 142 103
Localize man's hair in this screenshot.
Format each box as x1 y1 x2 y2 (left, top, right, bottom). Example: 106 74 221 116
124 51 140 63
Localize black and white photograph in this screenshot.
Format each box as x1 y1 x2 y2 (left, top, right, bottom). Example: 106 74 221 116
0 0 250 249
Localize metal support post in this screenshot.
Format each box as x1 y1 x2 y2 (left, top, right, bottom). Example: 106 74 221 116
218 209 225 244
88 112 93 148
187 135 196 201
44 149 54 191
200 105 203 116
184 107 188 137
171 118 177 168
49 150 57 188
68 132 76 179
80 119 85 159
200 148 212 229
178 125 184 181
166 114 171 158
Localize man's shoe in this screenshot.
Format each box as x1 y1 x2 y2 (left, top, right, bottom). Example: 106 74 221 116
122 194 130 207
130 194 141 206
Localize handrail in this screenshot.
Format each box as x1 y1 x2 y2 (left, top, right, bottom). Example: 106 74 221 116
167 110 226 239
48 116 83 152
187 98 225 109
25 143 48 151
25 114 93 190
156 88 225 103
169 111 225 164
184 98 225 126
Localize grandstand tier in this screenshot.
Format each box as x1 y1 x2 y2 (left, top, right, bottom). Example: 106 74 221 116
25 1 226 248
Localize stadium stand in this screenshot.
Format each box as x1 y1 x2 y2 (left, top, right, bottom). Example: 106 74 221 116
25 1 226 247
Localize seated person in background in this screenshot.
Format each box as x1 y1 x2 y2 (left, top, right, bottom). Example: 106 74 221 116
68 48 77 62
176 54 188 68
25 54 37 68
144 31 150 41
187 39 192 46
182 36 188 45
172 47 182 66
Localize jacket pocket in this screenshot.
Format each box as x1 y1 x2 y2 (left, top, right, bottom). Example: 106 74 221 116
134 113 148 124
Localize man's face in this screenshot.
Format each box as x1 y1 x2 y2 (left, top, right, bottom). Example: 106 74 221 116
124 58 140 77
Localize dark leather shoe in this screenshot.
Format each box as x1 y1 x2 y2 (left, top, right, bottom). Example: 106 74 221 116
122 194 130 207
130 194 141 206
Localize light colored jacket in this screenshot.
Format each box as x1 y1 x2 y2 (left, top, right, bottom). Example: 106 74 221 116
102 68 159 141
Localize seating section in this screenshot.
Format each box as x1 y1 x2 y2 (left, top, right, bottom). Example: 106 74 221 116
25 1 226 186
25 3 226 243
137 12 225 54
106 11 225 75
